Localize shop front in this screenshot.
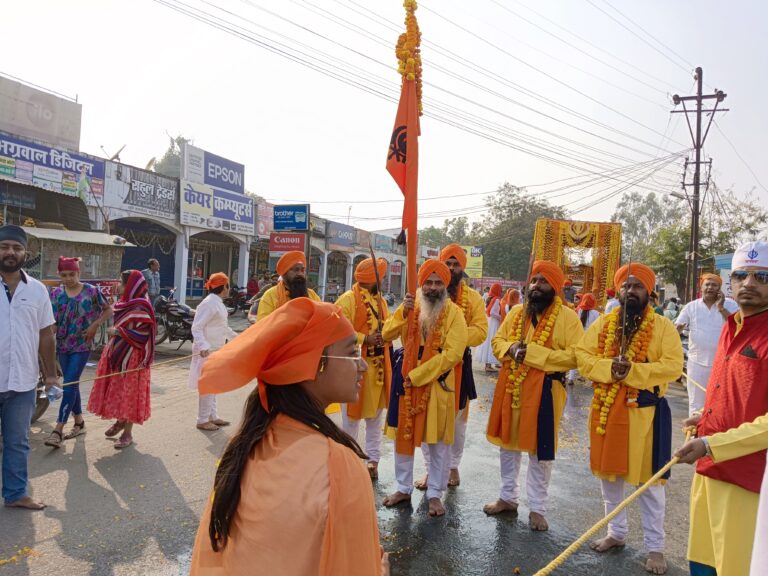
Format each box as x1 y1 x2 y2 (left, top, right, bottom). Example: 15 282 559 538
187 230 246 300
390 259 404 297
325 222 355 299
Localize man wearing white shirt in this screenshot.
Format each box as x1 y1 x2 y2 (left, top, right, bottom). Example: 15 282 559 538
604 287 620 313
189 272 238 431
675 273 739 416
0 225 59 510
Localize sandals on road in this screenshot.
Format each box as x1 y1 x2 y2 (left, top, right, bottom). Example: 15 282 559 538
114 434 133 450
44 430 63 449
64 421 85 440
105 421 125 438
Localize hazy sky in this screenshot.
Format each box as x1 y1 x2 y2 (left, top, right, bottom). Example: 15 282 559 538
4 0 767 231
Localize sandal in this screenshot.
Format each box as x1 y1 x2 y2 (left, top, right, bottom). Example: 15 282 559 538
63 421 86 440
196 422 219 432
105 421 125 438
114 434 133 450
44 430 63 449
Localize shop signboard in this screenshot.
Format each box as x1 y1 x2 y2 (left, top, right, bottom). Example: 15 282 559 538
269 232 305 254
256 201 274 238
183 144 244 194
356 229 370 248
326 221 355 253
0 132 104 200
0 188 35 209
390 261 403 275
373 233 392 252
273 204 310 231
461 245 484 279
310 215 326 236
102 162 177 222
421 245 439 259
180 179 254 235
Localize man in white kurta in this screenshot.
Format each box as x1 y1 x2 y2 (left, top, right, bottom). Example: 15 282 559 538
189 273 238 431
675 273 738 416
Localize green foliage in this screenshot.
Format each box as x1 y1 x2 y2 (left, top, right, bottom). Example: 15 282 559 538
419 217 471 248
154 135 190 178
611 191 686 263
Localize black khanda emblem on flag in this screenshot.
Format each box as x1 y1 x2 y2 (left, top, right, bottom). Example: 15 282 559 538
389 125 407 164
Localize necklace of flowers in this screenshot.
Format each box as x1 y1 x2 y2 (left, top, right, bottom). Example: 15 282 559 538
363 289 385 388
402 303 446 441
457 281 470 321
592 306 655 435
505 297 563 409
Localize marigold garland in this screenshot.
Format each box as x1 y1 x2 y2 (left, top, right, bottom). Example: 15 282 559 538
456 280 470 322
505 297 563 409
363 290 385 387
592 306 655 435
395 0 423 114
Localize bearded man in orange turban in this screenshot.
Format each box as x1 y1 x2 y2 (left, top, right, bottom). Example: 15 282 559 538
484 260 583 531
381 259 468 517
336 257 395 480
413 244 488 492
575 262 682 575
256 251 320 321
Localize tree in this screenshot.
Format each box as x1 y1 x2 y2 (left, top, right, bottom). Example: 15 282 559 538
474 182 566 279
611 191 685 263
154 135 190 178
419 216 471 247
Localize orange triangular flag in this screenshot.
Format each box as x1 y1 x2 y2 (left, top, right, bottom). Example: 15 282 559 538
386 79 420 233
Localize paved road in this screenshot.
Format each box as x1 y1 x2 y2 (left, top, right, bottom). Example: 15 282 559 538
0 328 695 575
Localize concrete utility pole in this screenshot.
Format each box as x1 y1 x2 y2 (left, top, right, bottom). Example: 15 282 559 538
672 67 727 302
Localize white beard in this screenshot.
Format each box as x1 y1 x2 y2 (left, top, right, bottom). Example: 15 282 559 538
417 288 447 340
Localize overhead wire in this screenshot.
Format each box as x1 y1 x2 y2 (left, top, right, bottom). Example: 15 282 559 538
712 120 768 197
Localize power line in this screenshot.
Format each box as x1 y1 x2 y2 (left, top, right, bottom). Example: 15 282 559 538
712 120 768 197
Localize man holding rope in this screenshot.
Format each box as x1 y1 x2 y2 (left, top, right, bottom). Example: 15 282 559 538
675 241 768 576
576 263 682 575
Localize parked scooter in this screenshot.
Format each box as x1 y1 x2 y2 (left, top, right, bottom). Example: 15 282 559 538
223 285 249 316
154 288 195 348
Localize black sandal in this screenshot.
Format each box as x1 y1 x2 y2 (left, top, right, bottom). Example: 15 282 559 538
44 430 63 449
63 421 85 440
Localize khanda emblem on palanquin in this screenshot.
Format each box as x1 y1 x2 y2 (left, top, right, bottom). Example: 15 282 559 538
389 125 407 164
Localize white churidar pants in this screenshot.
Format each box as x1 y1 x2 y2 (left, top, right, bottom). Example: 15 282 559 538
421 407 468 471
686 360 712 416
341 406 384 463
600 478 666 553
498 448 553 515
197 394 218 425
396 442 450 500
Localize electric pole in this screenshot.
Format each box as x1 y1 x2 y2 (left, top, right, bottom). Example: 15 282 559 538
672 67 727 302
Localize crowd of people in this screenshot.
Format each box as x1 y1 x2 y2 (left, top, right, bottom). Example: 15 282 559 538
1 220 767 575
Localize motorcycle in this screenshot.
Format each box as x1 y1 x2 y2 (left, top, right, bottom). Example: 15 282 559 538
154 288 195 348
223 285 249 316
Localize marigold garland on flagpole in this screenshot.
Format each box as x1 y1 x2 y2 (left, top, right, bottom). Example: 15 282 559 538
395 0 423 114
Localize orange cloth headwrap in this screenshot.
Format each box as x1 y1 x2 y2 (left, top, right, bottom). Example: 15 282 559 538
699 273 722 287
439 243 467 269
354 257 387 285
578 293 596 311
418 259 451 286
204 272 229 290
198 298 355 410
277 251 306 277
530 260 565 293
613 263 656 293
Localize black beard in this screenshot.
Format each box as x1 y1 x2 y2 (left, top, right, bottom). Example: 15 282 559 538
0 256 25 273
619 295 647 336
286 277 308 299
368 285 379 295
526 289 555 314
447 272 462 299
423 289 445 303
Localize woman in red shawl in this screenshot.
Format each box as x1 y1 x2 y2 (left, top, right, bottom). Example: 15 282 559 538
475 283 503 371
88 270 156 449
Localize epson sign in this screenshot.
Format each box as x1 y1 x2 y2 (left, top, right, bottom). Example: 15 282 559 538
203 150 245 194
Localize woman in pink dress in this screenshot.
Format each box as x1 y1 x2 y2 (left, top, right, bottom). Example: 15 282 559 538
88 270 156 449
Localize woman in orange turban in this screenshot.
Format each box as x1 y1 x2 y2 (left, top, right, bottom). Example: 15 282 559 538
499 288 520 323
189 298 388 576
566 293 600 386
476 283 504 371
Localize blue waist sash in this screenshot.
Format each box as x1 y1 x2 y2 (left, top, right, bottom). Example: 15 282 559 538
459 347 477 411
637 387 672 480
386 346 449 428
537 372 565 461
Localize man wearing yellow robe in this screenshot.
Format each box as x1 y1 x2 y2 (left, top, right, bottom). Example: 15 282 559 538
337 257 394 480
381 259 468 517
415 244 487 490
256 251 320 321
576 263 682 576
675 241 768 576
484 260 582 532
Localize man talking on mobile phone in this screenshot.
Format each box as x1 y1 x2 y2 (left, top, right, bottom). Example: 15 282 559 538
675 273 738 416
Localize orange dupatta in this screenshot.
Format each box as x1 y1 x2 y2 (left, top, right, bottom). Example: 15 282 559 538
589 385 630 476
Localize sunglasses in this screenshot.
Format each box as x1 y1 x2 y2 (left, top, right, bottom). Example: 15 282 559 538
730 270 768 285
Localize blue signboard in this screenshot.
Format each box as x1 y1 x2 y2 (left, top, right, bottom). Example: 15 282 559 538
204 150 245 194
326 221 356 253
273 204 310 231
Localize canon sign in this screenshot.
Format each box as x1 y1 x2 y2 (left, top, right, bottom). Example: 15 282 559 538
269 232 305 253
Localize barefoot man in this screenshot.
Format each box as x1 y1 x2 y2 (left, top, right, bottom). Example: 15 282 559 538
415 244 487 491
576 263 682 575
484 260 582 531
337 257 394 480
382 259 467 516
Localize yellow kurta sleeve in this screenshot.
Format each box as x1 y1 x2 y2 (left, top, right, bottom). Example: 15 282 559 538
336 291 366 347
491 304 520 361
256 286 279 321
622 316 682 391
708 413 768 463
465 289 488 348
309 289 321 302
524 306 583 373
382 304 407 342
408 303 468 387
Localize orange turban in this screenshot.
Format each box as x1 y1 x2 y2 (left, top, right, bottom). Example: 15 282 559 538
699 273 722 287
277 251 306 277
204 272 229 290
530 260 565 293
439 243 467 269
418 259 451 286
506 288 520 305
614 263 656 293
198 298 355 409
354 257 387 285
578 293 596 311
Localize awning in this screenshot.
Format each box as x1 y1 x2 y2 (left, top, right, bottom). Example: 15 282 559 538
22 226 134 247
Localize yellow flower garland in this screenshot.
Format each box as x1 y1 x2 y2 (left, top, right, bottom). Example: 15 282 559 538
592 306 655 434
395 0 423 114
505 297 563 408
363 290 385 387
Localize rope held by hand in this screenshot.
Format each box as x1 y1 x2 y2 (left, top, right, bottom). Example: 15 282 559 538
60 353 198 388
533 429 693 576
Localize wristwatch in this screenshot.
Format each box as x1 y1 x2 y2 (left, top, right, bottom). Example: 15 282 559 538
701 437 713 458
